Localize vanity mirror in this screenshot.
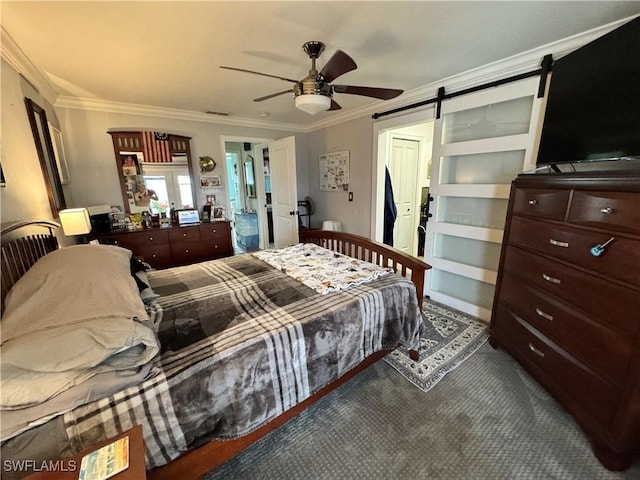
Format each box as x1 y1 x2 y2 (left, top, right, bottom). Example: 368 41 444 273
244 156 256 198
109 131 196 214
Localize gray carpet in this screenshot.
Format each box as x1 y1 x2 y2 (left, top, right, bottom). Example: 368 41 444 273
203 343 639 480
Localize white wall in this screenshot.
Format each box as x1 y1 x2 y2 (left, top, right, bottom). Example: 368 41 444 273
0 58 74 224
54 106 307 216
306 115 374 236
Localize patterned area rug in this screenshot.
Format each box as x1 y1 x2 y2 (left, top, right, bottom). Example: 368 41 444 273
384 298 488 392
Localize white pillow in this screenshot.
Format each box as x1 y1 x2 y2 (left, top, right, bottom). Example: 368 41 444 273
1 244 149 343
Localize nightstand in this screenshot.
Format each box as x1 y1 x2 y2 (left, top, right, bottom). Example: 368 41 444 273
24 425 146 480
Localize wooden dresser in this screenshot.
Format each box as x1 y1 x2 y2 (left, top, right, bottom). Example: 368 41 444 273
490 171 640 471
88 221 233 269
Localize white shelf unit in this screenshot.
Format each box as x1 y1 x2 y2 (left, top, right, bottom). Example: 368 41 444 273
425 77 546 321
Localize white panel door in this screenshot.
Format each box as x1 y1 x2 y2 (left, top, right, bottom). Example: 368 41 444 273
388 138 420 254
269 136 298 248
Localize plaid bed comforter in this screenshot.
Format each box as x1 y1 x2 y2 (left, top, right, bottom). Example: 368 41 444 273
61 254 423 469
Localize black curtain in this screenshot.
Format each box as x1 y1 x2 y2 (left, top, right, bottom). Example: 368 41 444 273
383 167 397 246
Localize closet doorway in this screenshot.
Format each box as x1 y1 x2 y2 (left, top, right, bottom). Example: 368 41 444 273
372 110 435 260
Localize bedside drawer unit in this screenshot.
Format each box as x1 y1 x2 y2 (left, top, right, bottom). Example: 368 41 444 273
512 187 570 220
509 216 640 287
492 304 620 427
569 191 640 235
499 275 633 384
502 247 639 336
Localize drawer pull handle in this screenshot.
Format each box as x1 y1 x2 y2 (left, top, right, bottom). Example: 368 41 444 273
535 308 554 321
185 249 189 253
528 342 545 358
549 239 569 248
212 229 217 233
600 207 613 214
183 233 187 237
528 199 539 206
542 273 561 284
149 237 154 241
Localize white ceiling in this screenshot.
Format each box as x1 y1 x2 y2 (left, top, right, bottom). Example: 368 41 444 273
2 1 639 127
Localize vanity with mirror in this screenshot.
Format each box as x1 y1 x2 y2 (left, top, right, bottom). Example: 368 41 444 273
94 131 233 268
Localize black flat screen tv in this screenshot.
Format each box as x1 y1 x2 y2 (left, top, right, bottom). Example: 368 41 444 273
536 17 640 166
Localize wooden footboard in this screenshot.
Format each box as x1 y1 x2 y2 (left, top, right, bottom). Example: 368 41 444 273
300 229 431 304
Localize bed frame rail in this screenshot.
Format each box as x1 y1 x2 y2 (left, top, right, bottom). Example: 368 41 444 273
1 220 59 311
300 229 431 303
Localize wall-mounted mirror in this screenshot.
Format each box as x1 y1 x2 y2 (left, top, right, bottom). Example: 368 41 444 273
109 131 196 215
244 157 256 198
25 98 66 216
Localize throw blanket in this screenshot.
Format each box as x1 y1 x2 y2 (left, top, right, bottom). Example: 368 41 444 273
253 243 393 294
53 255 423 469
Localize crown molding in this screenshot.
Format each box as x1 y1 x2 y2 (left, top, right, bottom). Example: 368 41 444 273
6 15 635 134
54 96 308 133
305 14 635 132
1 26 58 103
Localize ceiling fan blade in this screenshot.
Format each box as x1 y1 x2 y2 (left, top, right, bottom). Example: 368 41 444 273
328 99 342 111
333 85 403 100
319 50 357 83
254 89 293 102
220 66 299 83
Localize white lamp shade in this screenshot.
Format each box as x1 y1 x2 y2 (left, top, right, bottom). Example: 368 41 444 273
59 208 92 236
295 94 331 115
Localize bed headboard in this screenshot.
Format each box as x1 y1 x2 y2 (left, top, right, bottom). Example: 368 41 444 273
1 220 60 311
300 229 431 304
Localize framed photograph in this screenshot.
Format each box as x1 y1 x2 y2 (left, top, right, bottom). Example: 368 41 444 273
213 205 226 219
200 176 221 188
120 153 140 176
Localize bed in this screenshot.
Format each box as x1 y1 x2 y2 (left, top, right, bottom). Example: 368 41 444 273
0 221 430 479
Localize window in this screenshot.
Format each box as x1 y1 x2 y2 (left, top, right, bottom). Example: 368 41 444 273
142 165 194 212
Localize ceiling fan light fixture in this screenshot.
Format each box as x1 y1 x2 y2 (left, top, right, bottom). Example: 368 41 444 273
295 94 331 115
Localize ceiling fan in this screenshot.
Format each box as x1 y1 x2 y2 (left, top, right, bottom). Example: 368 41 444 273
221 41 404 115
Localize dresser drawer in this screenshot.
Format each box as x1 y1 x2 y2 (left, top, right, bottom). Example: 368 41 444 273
509 216 640 287
137 245 171 268
499 275 633 385
199 223 230 240
170 241 209 265
116 229 169 250
168 226 201 243
568 191 640 235
512 187 570 220
502 246 640 336
491 304 620 426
